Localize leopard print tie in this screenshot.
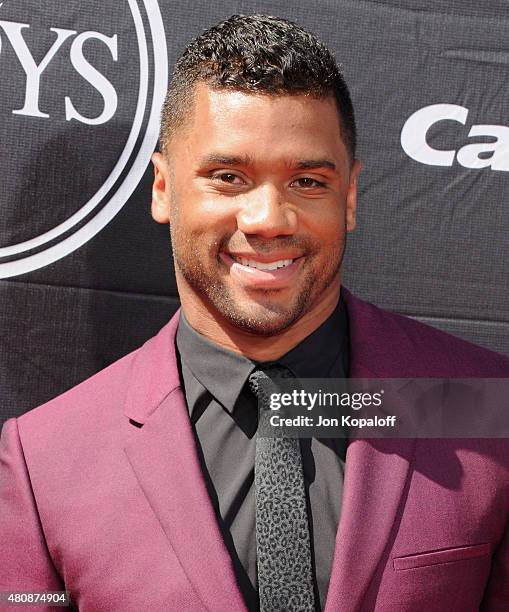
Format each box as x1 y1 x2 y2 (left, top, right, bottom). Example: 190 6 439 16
248 366 316 612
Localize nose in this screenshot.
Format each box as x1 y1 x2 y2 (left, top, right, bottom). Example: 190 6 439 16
236 184 297 238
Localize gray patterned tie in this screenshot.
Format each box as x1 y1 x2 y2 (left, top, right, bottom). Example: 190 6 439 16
248 366 316 612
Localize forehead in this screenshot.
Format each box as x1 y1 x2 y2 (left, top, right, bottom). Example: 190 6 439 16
178 83 347 168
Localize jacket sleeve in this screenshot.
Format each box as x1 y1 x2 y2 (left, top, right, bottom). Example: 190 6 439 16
0 417 64 608
481 516 509 611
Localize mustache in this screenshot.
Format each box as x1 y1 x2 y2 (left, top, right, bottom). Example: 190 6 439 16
219 234 315 254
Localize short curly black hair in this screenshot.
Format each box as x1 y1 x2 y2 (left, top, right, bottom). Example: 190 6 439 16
160 14 356 161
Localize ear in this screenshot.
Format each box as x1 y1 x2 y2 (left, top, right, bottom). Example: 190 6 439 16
151 152 171 223
346 159 361 232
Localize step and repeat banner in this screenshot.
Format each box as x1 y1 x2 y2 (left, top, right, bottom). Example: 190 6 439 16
1 0 508 422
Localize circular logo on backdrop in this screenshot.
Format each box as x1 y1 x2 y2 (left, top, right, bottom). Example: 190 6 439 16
0 0 167 278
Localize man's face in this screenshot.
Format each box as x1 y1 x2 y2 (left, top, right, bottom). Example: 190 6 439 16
152 83 359 336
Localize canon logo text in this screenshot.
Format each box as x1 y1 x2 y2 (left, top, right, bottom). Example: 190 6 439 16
401 104 509 171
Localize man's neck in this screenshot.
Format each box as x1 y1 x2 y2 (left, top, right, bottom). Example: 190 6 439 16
179 287 341 362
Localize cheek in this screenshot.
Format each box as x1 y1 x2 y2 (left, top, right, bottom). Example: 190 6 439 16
178 192 239 232
305 207 346 244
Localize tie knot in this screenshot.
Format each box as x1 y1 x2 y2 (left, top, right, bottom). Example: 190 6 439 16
247 364 295 399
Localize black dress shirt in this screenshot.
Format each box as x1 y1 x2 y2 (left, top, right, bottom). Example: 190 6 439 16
175 297 350 611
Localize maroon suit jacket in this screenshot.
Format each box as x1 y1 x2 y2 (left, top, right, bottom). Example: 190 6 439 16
1 288 509 611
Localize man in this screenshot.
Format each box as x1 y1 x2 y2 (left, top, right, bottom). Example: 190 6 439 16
1 13 508 612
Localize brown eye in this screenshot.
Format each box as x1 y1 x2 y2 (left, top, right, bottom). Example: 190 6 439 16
212 172 244 184
221 173 237 183
292 177 326 189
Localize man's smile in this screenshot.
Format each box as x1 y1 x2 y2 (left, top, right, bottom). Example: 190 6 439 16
219 252 305 289
230 256 294 271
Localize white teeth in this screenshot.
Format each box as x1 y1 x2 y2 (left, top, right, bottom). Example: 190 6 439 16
233 256 294 271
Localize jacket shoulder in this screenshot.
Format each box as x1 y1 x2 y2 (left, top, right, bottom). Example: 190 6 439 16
13 311 181 451
17 344 141 436
343 289 509 377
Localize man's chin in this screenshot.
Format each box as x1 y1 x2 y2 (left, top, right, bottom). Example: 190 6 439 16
217 301 305 337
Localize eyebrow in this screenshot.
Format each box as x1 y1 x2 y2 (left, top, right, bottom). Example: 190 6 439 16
198 154 337 172
294 159 337 172
199 154 253 167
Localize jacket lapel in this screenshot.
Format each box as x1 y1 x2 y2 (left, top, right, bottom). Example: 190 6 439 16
123 313 247 612
324 436 415 610
323 289 416 610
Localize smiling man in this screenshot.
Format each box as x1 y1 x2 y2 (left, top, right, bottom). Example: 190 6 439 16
152 81 358 356
1 13 509 612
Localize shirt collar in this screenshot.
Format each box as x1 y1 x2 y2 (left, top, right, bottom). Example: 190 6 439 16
176 313 255 413
176 295 348 414
277 296 348 378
